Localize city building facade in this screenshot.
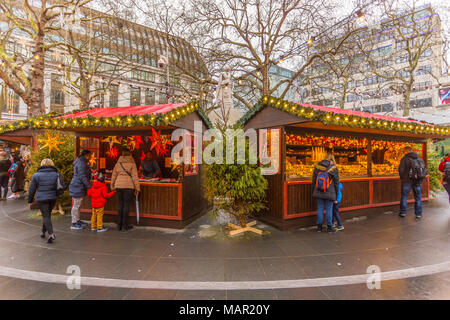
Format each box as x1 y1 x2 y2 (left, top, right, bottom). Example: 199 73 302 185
0 3 206 120
301 4 449 122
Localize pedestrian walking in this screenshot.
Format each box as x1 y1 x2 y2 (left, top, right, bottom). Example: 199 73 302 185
398 146 427 219
69 150 92 230
312 152 339 233
28 159 66 243
10 155 25 199
111 148 140 232
438 152 450 203
87 173 115 232
0 152 11 200
333 182 344 231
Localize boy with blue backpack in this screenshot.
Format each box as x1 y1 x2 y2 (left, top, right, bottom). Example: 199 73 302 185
333 182 344 231
312 153 340 233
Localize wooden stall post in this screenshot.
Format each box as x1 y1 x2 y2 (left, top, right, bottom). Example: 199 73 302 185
367 138 372 177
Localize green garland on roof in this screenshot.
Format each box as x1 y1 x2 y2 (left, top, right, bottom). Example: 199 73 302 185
197 106 213 129
0 101 203 134
237 96 450 136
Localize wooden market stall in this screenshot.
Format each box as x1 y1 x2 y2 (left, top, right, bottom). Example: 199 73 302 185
239 97 450 230
52 102 211 228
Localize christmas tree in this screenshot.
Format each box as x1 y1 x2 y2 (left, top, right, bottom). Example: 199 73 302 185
27 130 75 213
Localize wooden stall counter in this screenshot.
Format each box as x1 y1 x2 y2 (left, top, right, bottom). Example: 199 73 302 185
81 180 182 221
285 176 430 219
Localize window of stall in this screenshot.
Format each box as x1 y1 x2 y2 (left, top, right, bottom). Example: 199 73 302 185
79 137 100 171
285 133 368 179
371 140 423 176
184 132 199 176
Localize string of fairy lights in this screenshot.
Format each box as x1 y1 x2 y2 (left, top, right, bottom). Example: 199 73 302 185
241 96 450 136
0 101 213 134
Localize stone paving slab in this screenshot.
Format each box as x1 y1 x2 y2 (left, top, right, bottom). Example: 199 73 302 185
0 193 448 300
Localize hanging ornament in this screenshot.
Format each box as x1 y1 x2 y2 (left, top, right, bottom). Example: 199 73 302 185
39 133 64 154
101 136 121 149
127 135 143 151
89 153 96 167
139 151 146 165
148 128 173 157
106 146 119 159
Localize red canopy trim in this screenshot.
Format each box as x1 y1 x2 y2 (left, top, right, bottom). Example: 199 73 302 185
296 102 424 125
57 103 186 119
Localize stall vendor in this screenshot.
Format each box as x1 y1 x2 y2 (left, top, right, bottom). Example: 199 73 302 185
140 152 161 178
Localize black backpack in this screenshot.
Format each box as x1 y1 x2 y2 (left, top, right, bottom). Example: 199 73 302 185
443 161 450 182
408 157 428 182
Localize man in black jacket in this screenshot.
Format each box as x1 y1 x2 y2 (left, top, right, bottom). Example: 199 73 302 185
398 146 423 218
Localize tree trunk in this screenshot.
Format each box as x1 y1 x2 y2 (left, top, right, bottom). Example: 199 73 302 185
28 34 46 118
262 64 269 97
403 84 412 117
239 215 246 228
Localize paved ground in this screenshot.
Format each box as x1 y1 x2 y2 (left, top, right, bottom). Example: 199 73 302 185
0 193 448 300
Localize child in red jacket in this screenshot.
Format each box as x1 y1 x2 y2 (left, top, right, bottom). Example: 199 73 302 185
87 174 115 232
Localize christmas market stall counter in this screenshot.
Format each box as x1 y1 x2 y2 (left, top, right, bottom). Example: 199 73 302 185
50 102 212 229
238 97 450 230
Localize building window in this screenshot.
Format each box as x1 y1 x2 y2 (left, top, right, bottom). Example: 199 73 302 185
130 87 141 106
158 92 168 104
0 84 20 114
145 89 155 105
50 74 64 113
131 70 155 82
410 97 432 108
109 84 118 107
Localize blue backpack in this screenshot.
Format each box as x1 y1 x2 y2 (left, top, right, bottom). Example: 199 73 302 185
316 167 332 192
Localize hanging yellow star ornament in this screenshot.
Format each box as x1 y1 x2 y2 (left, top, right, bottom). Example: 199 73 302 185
101 136 121 149
39 133 64 153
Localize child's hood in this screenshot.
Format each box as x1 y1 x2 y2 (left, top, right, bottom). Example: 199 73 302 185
92 181 106 189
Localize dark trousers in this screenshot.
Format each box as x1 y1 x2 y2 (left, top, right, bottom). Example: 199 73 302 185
0 175 8 198
117 189 134 229
400 182 422 216
444 183 450 203
38 200 56 235
332 202 343 227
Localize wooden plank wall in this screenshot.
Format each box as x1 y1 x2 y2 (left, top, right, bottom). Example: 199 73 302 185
81 183 180 217
286 178 429 216
182 165 209 219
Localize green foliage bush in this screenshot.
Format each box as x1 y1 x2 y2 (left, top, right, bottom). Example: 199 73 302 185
27 130 75 206
204 129 268 227
427 151 444 192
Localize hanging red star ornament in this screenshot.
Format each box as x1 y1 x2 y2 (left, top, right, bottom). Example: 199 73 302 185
149 128 173 157
106 146 119 159
139 151 146 165
133 136 144 150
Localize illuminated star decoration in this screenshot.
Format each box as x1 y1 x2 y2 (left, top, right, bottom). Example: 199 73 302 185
101 136 121 149
89 153 96 167
149 128 173 157
39 133 64 154
106 146 119 159
127 135 144 151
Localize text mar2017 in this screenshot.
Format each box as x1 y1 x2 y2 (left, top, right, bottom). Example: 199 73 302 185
178 304 271 317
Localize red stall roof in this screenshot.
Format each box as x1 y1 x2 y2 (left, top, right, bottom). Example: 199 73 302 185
57 103 186 119
296 102 424 125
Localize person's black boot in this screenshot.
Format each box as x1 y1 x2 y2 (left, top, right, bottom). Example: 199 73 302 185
317 225 322 232
40 232 45 239
327 226 337 233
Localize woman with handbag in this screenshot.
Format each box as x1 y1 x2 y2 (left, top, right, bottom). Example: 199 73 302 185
28 159 66 243
111 148 140 232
